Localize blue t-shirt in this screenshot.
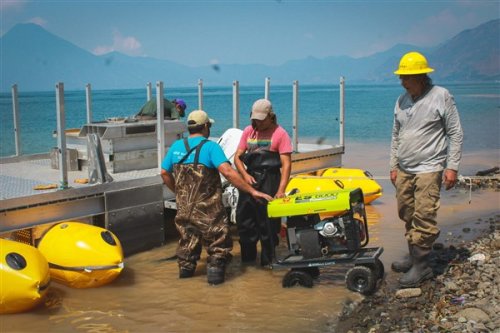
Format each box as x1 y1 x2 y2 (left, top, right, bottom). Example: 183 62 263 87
162 136 229 172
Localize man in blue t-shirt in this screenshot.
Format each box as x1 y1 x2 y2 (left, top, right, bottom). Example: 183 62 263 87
160 110 272 285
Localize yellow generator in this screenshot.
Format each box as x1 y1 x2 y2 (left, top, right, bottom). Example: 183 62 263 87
268 188 384 295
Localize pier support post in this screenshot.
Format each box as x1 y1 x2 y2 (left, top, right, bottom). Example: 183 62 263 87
156 81 165 170
85 83 93 124
232 80 240 128
265 77 270 100
56 82 69 189
198 79 203 110
339 76 345 147
292 80 299 153
11 84 21 156
146 82 152 101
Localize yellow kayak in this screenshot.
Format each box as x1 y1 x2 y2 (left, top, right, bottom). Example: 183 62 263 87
286 168 383 204
0 238 51 314
37 222 124 288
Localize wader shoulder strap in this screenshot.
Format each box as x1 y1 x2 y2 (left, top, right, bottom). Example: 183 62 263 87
183 138 190 152
177 139 208 166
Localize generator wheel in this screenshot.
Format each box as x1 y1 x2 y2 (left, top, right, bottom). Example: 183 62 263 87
361 259 385 280
302 267 319 279
282 269 314 288
345 266 376 295
373 259 385 279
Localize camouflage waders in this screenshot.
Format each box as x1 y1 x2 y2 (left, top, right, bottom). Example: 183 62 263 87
173 140 233 273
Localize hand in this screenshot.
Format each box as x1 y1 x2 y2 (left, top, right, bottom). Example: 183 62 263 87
443 169 458 190
252 190 273 203
274 190 286 199
390 169 398 187
243 173 256 186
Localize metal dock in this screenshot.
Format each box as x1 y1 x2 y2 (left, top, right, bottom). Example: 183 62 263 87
1 78 346 256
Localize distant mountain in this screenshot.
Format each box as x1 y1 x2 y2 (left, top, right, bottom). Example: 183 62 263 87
430 19 500 81
1 19 498 91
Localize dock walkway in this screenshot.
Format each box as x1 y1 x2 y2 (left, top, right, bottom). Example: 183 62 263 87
1 143 344 256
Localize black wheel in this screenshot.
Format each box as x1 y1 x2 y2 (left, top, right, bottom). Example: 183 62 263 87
345 265 376 295
373 259 385 279
304 267 321 279
282 269 314 288
292 267 320 279
361 259 385 280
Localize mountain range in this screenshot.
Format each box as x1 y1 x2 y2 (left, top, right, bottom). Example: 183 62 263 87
1 19 499 92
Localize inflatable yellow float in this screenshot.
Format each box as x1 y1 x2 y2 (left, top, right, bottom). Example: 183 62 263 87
286 168 383 204
37 222 124 288
0 238 51 314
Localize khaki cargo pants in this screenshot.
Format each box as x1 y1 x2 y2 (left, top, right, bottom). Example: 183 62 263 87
395 169 442 249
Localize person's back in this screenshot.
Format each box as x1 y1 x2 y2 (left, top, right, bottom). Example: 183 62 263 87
135 98 186 120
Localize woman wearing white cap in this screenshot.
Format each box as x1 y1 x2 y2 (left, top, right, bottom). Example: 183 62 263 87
234 99 292 266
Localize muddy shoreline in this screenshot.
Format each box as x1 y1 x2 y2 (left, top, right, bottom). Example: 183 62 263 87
330 206 499 333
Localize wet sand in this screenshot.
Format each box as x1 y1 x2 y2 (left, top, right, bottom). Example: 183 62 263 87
1 142 498 333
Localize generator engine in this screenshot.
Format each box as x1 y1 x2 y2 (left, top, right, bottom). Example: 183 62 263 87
286 213 366 259
267 188 384 294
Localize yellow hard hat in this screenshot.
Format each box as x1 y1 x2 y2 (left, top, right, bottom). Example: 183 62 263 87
394 51 434 75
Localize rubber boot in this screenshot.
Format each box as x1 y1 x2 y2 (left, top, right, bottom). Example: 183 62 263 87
179 262 196 279
179 268 195 279
260 239 275 267
207 265 225 285
391 242 413 273
240 242 257 263
399 245 434 288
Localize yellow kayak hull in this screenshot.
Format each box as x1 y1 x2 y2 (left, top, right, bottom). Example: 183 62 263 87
286 168 383 204
37 222 124 288
0 238 50 314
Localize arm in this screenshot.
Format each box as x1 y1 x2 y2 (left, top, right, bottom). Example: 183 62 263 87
442 92 463 190
275 153 291 198
234 147 256 185
218 162 273 202
160 168 175 192
390 101 400 187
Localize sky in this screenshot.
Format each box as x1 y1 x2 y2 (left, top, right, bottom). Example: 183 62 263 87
1 0 499 67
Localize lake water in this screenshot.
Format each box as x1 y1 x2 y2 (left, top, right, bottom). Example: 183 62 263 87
1 82 499 157
1 82 499 332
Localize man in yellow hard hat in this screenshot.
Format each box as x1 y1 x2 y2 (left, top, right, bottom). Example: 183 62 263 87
389 51 464 288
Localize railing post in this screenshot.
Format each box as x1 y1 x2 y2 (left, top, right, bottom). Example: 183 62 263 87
339 76 345 147
198 79 203 110
85 83 93 124
156 81 165 171
146 82 152 101
264 77 270 100
232 80 240 129
56 82 68 189
11 84 21 156
292 80 299 153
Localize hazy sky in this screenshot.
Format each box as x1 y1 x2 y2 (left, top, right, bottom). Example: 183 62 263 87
1 0 499 67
